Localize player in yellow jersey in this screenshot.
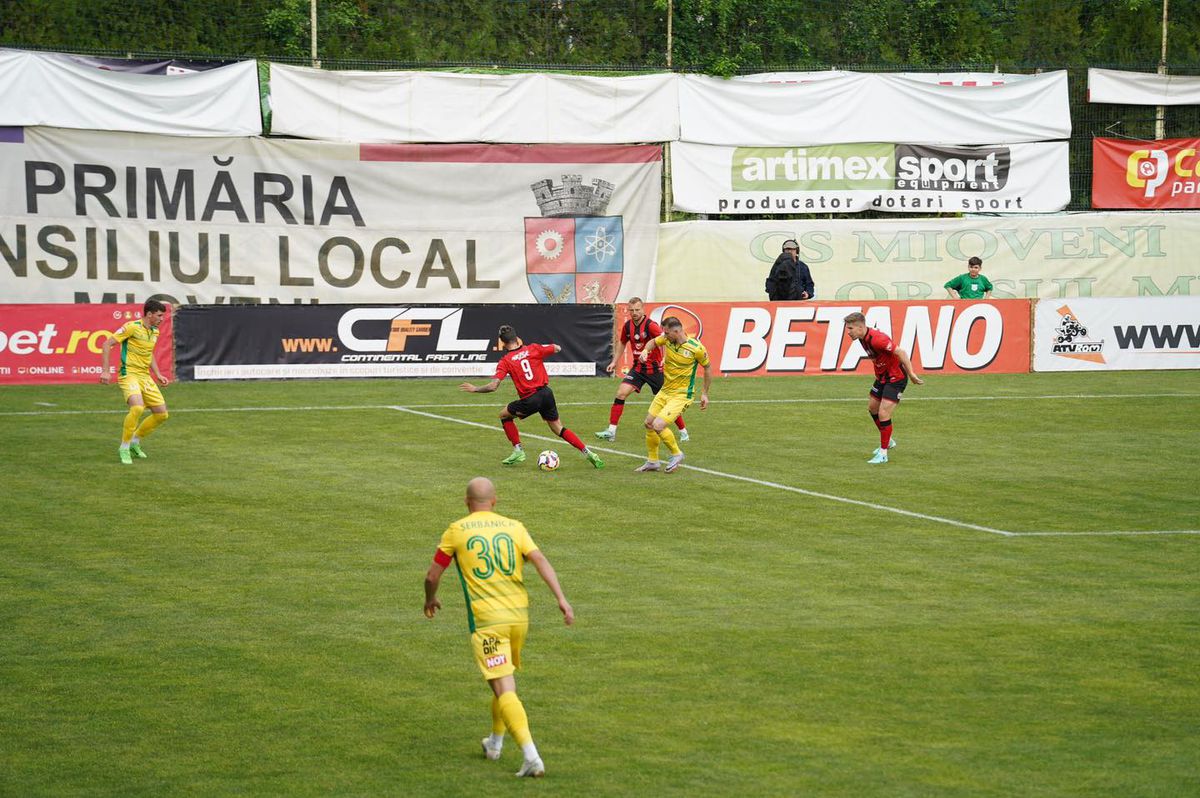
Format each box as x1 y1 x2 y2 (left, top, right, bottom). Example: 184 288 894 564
424 477 574 778
100 300 171 466
635 316 712 473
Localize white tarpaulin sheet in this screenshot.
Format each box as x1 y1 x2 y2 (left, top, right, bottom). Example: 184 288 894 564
678 71 1071 145
1088 68 1200 106
1033 297 1200 371
269 64 679 143
0 50 262 136
739 71 1033 86
670 140 1069 214
0 127 661 304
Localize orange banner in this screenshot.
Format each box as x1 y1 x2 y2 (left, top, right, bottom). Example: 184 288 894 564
615 300 1031 376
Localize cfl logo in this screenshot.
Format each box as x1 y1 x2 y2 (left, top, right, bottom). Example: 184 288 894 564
1126 149 1169 198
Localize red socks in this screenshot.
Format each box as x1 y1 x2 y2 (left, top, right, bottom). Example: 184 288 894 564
675 415 686 431
609 399 625 426
502 419 521 446
879 419 893 449
558 427 586 452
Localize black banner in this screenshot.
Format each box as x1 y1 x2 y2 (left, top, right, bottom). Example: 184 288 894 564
175 303 614 380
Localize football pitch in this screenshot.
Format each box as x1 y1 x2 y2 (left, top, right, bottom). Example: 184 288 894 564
1 370 1198 796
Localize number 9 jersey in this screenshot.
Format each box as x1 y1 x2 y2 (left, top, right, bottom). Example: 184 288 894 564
434 511 540 633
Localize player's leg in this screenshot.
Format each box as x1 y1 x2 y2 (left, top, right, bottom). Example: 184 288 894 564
546 410 604 469
638 393 669 471
658 397 691 473
478 626 542 777
130 378 168 458
499 405 526 465
596 379 637 440
675 412 688 442
117 376 145 465
869 393 898 464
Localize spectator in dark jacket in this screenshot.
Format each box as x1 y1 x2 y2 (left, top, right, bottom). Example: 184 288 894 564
765 240 815 301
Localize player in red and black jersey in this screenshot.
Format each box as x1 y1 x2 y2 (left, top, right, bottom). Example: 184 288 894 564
594 298 689 443
461 324 604 469
843 312 924 465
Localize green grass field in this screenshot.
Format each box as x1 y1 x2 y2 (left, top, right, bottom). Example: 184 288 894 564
2 371 1198 796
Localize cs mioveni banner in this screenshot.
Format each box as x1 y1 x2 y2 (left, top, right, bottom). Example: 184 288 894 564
0 127 661 305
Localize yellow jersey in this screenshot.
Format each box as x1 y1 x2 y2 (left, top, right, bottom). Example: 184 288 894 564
655 335 710 398
436 511 539 632
112 320 161 377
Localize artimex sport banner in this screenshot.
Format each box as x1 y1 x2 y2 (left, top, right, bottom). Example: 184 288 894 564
625 300 1031 376
0 127 661 305
174 303 613 380
656 214 1200 301
0 303 174 385
1032 297 1200 372
671 141 1069 214
1092 137 1200 209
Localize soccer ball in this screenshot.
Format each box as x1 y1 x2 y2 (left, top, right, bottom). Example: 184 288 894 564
537 450 560 471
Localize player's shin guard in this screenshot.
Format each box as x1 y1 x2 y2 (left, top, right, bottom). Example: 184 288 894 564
121 406 143 444
491 695 506 736
646 428 660 461
501 419 521 446
675 415 686 431
134 410 168 440
879 419 893 450
558 427 586 452
609 398 625 426
658 426 681 455
496 691 533 748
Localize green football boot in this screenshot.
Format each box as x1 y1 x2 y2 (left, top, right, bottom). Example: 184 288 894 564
129 442 148 459
502 449 527 465
118 447 133 465
585 450 605 469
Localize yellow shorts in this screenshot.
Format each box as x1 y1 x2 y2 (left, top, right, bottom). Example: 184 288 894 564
119 373 164 408
648 392 693 424
471 623 527 680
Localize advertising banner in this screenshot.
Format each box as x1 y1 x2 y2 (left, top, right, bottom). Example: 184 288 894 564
671 140 1069 214
0 128 661 305
0 50 261 136
270 64 680 144
174 303 613 380
622 300 1030 376
677 71 1070 146
1033 297 1200 372
0 303 174 385
656 214 1200 301
738 71 1032 87
1093 137 1200 209
1088 68 1200 106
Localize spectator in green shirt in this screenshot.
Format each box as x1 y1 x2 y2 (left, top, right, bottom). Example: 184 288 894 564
944 256 993 299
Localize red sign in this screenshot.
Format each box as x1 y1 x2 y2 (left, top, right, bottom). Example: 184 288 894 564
614 300 1031 376
0 304 174 385
1092 137 1200 209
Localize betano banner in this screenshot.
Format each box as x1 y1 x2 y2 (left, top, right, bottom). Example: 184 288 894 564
628 300 1030 376
1033 297 1200 371
0 127 661 305
1088 68 1200 106
656 214 1200 301
0 303 174 385
270 64 680 144
671 140 1068 214
677 71 1070 146
174 303 612 380
1093 137 1200 209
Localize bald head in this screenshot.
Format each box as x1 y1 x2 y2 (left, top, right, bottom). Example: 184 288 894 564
465 477 497 511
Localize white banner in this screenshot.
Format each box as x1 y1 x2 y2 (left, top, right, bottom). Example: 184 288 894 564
1088 68 1200 106
269 64 679 144
655 213 1200 301
1033 297 1200 371
739 71 1033 87
670 141 1069 214
0 128 661 305
677 71 1071 146
0 50 262 136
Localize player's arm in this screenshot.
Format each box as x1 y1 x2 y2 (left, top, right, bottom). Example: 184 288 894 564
638 336 661 364
895 348 924 385
699 362 712 410
460 377 502 393
150 355 170 386
526 549 574 626
423 554 449 618
608 332 626 375
99 328 125 384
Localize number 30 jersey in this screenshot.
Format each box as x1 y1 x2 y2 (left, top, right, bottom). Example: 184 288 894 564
434 511 540 632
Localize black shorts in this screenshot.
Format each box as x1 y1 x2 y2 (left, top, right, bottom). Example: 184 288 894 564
870 378 908 404
622 369 664 394
507 386 559 421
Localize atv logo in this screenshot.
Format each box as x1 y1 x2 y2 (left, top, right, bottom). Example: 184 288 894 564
1049 305 1106 363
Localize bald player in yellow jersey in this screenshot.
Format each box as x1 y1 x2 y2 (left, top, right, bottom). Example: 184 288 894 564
634 316 712 473
424 477 574 778
100 299 171 466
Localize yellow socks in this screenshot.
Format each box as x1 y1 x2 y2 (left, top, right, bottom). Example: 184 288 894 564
134 411 168 440
491 695 505 736
496 691 532 748
121 406 143 444
658 426 681 455
645 428 660 461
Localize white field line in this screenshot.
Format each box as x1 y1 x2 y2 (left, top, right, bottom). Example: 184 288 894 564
0 391 1195 418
